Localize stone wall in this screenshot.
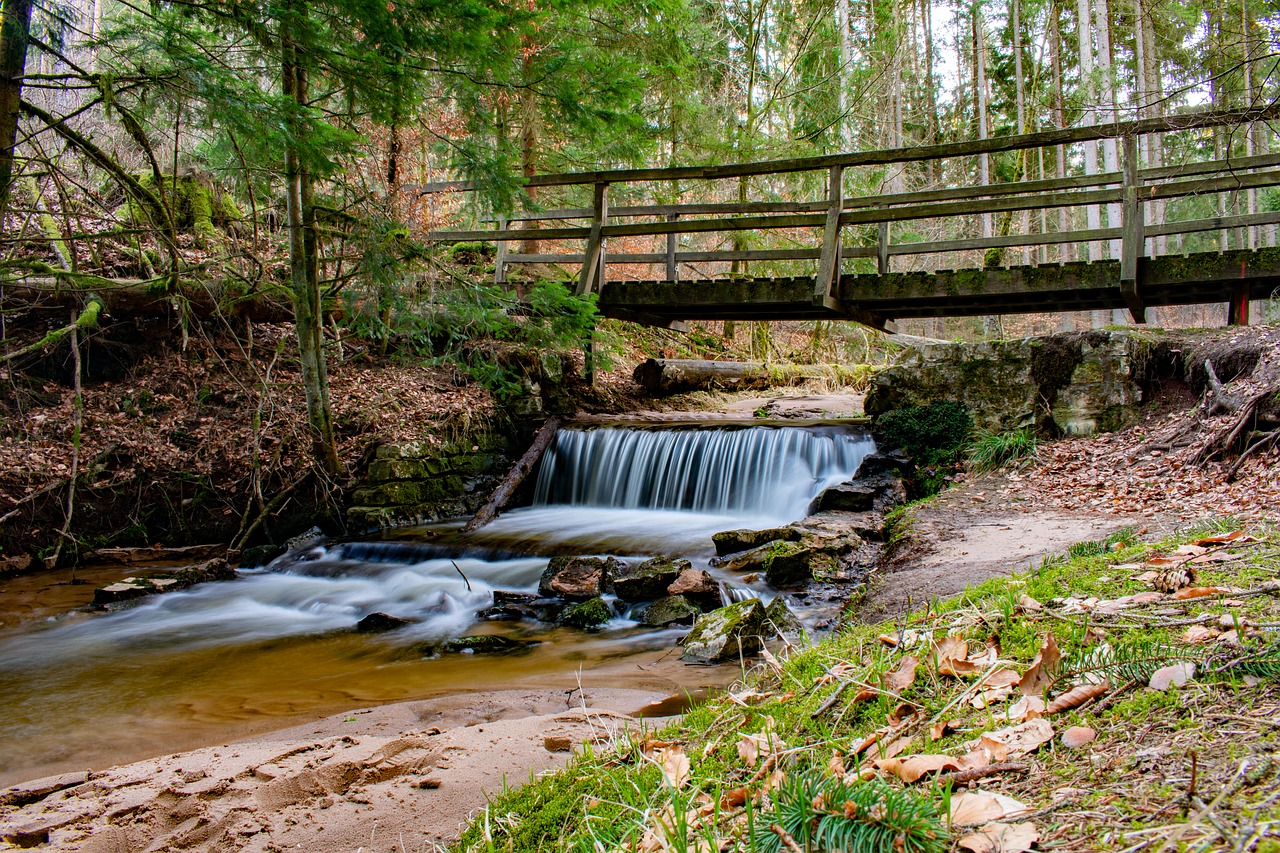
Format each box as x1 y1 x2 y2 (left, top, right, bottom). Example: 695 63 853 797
347 432 514 531
865 330 1144 436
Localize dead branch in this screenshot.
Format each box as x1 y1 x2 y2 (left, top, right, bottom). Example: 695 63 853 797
937 761 1029 786
1203 359 1240 416
1225 429 1280 481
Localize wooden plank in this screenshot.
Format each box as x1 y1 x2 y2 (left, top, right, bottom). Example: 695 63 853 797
666 213 678 281
416 106 1280 192
888 227 1120 255
461 417 562 533
877 220 890 274
427 225 589 243
1120 135 1146 322
1147 168 1280 201
494 215 508 284
504 247 879 265
1140 150 1280 181
813 165 844 305
1145 210 1280 237
576 182 608 296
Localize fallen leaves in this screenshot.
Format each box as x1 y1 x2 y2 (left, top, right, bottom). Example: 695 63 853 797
978 718 1056 759
655 746 690 788
1148 662 1196 691
950 790 1030 825
958 821 1040 853
932 635 979 676
1045 682 1109 714
1017 634 1061 696
882 654 920 694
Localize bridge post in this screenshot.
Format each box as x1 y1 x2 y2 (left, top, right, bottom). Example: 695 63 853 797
812 164 844 309
666 213 679 282
877 220 890 275
576 182 609 296
494 215 508 285
1120 134 1147 323
1228 286 1250 326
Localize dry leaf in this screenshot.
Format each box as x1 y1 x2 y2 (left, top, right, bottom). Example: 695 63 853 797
1017 634 1061 696
882 654 920 694
720 787 750 810
1174 544 1209 556
875 754 964 784
1148 662 1196 691
1061 726 1096 748
656 746 690 788
814 663 858 686
1194 530 1257 546
980 668 1021 690
1017 594 1044 612
736 731 785 767
979 718 1055 757
877 735 915 761
1173 586 1228 600
972 685 1015 709
1183 625 1220 644
878 632 900 647
950 790 1031 825
930 719 962 741
1046 681 1110 714
1002 695 1046 722
959 822 1040 853
1189 551 1241 564
852 729 886 756
933 635 980 676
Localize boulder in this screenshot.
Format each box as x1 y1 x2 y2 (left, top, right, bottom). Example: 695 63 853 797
712 527 800 557
763 543 813 587
478 591 562 622
709 543 775 572
864 331 1143 436
764 597 805 639
438 636 539 655
667 569 723 609
238 542 285 568
561 597 614 630
356 612 415 633
612 557 689 602
680 599 767 663
853 450 914 478
92 559 236 607
815 483 875 512
639 595 703 627
538 556 621 601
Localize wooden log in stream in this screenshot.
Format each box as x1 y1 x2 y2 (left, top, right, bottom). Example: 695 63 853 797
632 359 865 396
462 416 562 533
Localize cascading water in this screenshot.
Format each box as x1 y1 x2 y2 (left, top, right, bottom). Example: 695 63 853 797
0 422 872 785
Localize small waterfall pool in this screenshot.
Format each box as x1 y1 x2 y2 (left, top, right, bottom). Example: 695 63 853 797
0 423 872 785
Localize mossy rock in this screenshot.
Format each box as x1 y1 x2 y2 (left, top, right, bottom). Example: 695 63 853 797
538 556 620 601
639 595 702 627
763 542 813 587
711 527 800 557
561 597 613 630
764 596 805 639
680 599 766 663
438 635 539 655
613 557 690 603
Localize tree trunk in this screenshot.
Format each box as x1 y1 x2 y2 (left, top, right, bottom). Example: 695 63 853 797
519 43 540 256
0 0 33 217
282 10 341 476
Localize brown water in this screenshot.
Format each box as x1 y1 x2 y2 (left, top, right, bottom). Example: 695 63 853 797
0 424 872 787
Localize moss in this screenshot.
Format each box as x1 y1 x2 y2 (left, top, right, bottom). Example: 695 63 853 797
561 597 613 630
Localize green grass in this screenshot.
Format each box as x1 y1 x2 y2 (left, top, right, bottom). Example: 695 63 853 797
965 427 1040 474
454 515 1280 853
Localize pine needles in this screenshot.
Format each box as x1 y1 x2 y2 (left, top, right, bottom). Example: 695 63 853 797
752 771 946 853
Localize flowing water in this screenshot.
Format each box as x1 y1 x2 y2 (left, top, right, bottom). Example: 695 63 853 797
0 423 872 786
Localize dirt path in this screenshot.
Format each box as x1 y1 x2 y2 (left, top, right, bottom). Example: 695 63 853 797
0 688 680 852
857 475 1170 621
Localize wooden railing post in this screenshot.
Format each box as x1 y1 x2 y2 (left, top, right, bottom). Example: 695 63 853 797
812 164 844 309
576 182 609 296
1120 134 1146 323
494 215 508 285
666 213 679 281
877 219 890 275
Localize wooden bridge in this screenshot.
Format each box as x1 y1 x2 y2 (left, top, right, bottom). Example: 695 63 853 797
423 107 1280 332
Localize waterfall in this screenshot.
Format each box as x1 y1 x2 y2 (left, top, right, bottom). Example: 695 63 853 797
533 425 873 519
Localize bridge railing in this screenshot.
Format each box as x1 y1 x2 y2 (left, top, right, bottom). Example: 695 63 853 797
422 107 1280 326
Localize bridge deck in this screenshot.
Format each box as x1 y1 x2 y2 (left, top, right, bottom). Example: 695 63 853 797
597 249 1280 326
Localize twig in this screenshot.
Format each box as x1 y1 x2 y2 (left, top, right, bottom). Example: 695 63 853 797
937 761 1028 787
1226 428 1280 481
451 560 472 592
770 824 804 853
1091 679 1139 715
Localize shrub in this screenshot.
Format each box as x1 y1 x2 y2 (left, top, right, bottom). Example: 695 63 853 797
966 427 1039 474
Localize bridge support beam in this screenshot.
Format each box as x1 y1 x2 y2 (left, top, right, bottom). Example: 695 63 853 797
576 182 609 296
812 165 844 308
1120 135 1147 323
1228 284 1250 326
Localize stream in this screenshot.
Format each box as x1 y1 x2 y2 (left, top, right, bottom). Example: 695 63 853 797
0 422 872 786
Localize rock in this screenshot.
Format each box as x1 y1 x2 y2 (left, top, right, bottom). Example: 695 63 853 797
709 542 775 572
864 331 1143 436
667 569 723 609
544 736 572 753
0 553 35 576
712 527 800 556
853 450 914 478
639 595 703 627
477 597 563 623
493 590 538 607
356 612 414 633
238 542 285 567
286 526 325 550
92 558 235 607
612 557 690 602
680 599 767 663
815 483 875 512
561 597 614 630
763 542 813 587
438 636 539 655
538 556 621 601
763 597 805 639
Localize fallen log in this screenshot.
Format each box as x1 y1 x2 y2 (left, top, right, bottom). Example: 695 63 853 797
462 416 561 533
632 358 867 396
0 272 294 322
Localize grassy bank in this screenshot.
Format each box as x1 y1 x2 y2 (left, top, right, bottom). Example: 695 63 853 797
456 513 1280 853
